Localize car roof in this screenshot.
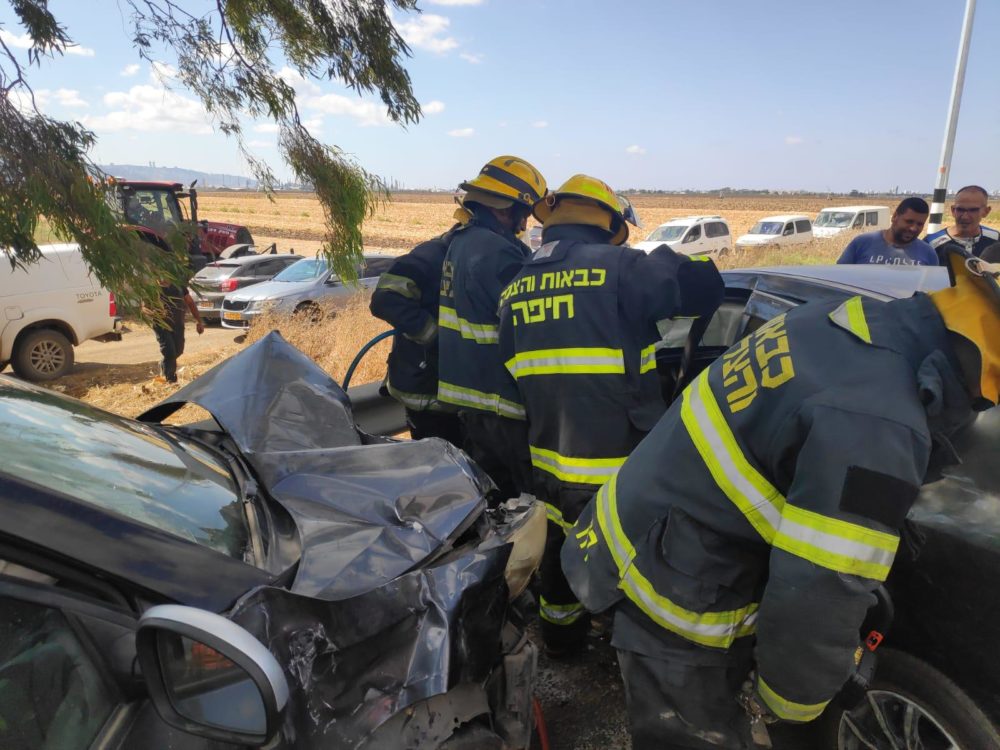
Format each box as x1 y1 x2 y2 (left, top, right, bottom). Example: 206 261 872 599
204 253 303 267
656 215 725 226
116 180 183 190
724 264 950 300
756 214 811 222
817 205 889 212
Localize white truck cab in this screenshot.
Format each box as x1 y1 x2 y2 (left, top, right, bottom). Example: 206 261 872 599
813 205 889 238
1 244 121 380
736 214 814 250
633 215 732 255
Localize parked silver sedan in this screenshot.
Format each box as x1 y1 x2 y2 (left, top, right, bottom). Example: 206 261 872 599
191 253 302 321
220 254 394 329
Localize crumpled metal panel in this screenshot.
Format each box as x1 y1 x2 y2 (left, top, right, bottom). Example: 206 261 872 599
139 331 490 600
229 542 511 748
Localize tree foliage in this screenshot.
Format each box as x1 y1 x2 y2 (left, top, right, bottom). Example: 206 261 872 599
1 0 422 310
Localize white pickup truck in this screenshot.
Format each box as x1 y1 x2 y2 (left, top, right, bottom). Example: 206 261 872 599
1 244 121 380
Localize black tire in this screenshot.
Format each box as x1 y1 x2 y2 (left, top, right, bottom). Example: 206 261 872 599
818 648 1000 750
12 328 74 381
294 301 323 323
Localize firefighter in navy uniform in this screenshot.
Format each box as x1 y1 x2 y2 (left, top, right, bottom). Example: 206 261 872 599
369 208 469 445
563 246 1000 749
437 156 547 500
497 175 725 657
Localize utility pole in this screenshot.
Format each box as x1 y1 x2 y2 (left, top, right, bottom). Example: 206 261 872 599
927 0 977 233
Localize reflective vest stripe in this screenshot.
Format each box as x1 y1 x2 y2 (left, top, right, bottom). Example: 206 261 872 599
438 381 525 419
505 347 625 378
596 474 759 649
639 344 657 374
539 596 586 625
439 305 500 344
773 505 898 581
377 272 421 300
545 501 572 532
828 296 872 344
530 445 627 486
757 677 829 722
682 371 899 580
681 372 784 540
409 317 437 346
386 383 435 411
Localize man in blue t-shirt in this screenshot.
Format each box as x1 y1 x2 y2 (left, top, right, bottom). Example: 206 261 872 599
837 197 938 266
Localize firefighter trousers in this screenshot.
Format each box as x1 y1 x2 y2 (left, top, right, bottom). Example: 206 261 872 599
459 411 532 502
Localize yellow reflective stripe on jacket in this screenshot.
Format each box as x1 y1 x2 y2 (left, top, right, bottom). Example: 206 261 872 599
773 505 898 581
828 296 872 344
596 474 758 649
439 305 499 344
530 445 626 486
438 381 526 419
639 344 657 374
757 677 829 722
377 272 421 301
681 371 898 580
539 596 586 625
545 501 572 532
681 371 784 540
506 347 625 378
386 383 447 412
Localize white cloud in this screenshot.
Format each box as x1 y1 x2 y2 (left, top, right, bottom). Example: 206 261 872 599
83 84 213 134
460 52 483 64
52 88 88 108
423 100 446 115
277 65 321 96
448 127 475 137
785 135 804 145
150 61 178 81
426 0 483 5
0 29 94 57
305 92 391 126
120 63 141 77
626 144 646 155
395 14 458 54
253 122 281 133
532 120 548 128
302 117 323 134
246 139 274 148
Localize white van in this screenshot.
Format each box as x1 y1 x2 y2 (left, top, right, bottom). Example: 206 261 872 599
1 244 121 381
812 205 890 238
735 214 813 250
633 215 732 255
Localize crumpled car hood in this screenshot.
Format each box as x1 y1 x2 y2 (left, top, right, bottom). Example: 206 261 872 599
139 331 488 600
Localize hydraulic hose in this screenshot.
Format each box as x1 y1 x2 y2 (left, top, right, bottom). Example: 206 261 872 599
342 329 395 390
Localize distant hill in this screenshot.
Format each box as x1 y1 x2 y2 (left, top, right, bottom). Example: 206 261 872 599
99 163 259 189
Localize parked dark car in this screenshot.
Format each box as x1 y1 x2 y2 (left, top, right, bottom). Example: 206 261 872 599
655 264 1000 749
221 254 394 329
0 333 544 749
192 253 303 322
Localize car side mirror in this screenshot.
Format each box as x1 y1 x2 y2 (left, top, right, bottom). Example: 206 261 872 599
136 605 288 746
783 228 794 236
683 233 697 244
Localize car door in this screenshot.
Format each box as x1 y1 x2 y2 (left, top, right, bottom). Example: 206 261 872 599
0 570 222 749
681 224 704 253
704 221 731 254
794 219 813 243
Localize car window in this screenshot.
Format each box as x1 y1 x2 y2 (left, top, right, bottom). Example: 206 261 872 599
683 225 702 243
705 222 728 238
122 190 181 232
0 597 116 749
749 221 783 235
866 211 879 226
195 264 240 281
783 223 794 235
852 214 864 228
273 258 327 282
361 257 394 278
0 382 251 563
794 219 811 233
253 260 286 277
646 225 687 242
658 299 750 349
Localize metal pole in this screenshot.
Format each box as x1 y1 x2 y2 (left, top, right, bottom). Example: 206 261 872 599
927 0 977 233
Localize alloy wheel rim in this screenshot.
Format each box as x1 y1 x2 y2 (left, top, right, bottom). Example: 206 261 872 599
29 340 65 374
839 689 960 750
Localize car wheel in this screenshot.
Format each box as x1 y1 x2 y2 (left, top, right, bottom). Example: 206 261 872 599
12 328 74 381
294 301 323 323
820 649 1000 750
717 245 731 257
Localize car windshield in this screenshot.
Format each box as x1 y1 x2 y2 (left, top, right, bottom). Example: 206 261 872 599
749 222 783 235
121 189 183 232
0 381 254 564
646 225 688 242
272 258 329 282
814 211 855 228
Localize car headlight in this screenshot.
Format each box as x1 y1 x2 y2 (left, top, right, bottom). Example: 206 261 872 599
244 300 262 311
498 497 547 599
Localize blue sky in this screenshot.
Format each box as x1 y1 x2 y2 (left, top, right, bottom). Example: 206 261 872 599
2 0 999 193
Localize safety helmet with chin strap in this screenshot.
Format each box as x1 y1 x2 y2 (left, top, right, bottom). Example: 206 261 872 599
928 245 1000 407
459 155 547 210
533 174 629 246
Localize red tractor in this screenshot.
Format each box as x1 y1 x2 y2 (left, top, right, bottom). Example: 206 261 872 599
111 179 254 270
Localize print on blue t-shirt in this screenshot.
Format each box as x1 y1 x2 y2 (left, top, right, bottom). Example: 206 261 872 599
837 230 938 266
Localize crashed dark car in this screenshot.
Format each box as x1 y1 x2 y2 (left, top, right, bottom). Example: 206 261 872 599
655 264 1000 750
0 332 545 749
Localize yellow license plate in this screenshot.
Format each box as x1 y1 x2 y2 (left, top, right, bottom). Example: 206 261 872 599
197 300 213 309
223 311 242 321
